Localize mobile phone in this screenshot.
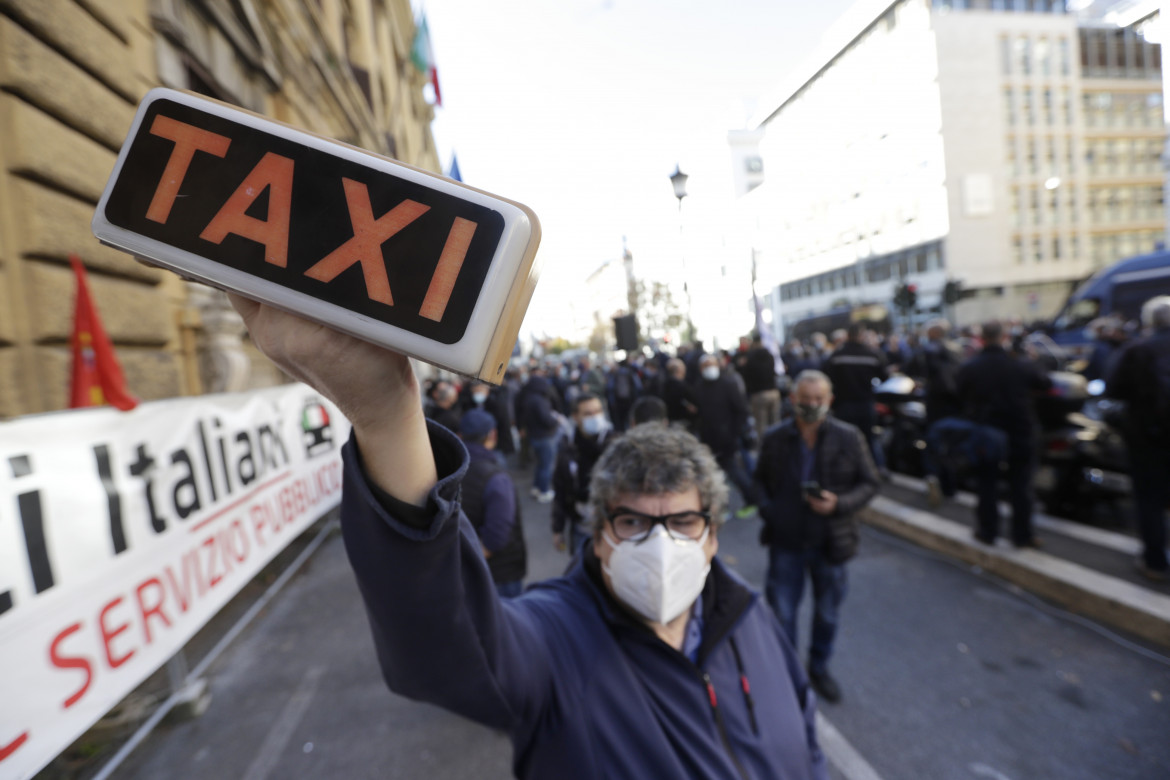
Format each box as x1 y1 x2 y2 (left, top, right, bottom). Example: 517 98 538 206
802 481 824 500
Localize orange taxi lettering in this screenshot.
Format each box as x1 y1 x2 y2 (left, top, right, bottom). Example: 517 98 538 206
146 116 231 223
303 179 430 306
200 152 295 268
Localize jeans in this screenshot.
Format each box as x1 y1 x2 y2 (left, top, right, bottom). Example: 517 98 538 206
496 580 523 599
765 546 849 675
530 435 558 493
922 420 957 496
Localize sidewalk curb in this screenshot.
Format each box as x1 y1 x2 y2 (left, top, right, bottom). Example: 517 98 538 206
861 496 1170 651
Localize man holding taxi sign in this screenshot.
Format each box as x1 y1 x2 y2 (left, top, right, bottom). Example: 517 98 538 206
93 89 826 779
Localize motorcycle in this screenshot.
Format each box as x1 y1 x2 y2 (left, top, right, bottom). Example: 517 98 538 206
1034 372 1131 520
874 374 928 477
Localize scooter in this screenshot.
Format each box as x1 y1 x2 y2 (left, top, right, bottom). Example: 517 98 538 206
1034 372 1131 520
874 374 928 477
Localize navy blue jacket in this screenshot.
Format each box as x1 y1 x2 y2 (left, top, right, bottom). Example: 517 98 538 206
340 422 827 779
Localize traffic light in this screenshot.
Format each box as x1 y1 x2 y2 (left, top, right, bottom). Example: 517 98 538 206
943 279 963 305
893 282 918 312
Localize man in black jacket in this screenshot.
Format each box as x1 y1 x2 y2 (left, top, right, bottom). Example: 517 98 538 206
738 334 782 440
662 357 698 430
956 321 1052 548
551 394 613 557
905 319 962 506
459 410 527 597
694 353 760 515
519 366 563 503
754 370 880 704
1106 296 1170 581
822 324 889 477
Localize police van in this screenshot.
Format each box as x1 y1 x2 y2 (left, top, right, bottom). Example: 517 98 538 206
1047 249 1170 355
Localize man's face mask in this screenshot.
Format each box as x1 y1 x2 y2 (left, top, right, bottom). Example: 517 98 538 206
701 365 720 381
602 523 711 625
581 413 608 436
794 403 829 424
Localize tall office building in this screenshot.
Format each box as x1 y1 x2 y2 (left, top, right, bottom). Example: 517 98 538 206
742 0 1164 338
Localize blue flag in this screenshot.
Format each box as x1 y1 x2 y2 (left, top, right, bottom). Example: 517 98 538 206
448 154 462 182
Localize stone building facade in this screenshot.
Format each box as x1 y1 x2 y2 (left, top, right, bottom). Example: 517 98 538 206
0 0 439 418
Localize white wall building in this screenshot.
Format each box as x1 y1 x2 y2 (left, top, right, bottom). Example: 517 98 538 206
740 0 1164 341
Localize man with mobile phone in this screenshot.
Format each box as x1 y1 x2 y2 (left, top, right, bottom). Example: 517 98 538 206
754 370 881 704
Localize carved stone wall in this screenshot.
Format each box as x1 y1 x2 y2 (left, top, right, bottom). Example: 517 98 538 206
0 0 439 417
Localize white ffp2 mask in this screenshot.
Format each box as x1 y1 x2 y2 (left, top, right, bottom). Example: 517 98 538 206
602 525 711 625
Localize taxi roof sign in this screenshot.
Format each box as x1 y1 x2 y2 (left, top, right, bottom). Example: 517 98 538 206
93 88 541 383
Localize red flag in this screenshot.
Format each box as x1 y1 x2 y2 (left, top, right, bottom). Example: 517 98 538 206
69 254 138 410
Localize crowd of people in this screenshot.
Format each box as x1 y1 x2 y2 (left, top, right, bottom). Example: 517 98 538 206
229 284 1169 777
424 293 1170 595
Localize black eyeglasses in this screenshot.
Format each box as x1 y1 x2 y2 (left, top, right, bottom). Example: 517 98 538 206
605 506 712 543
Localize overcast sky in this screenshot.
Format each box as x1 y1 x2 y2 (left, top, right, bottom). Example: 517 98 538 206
416 0 860 337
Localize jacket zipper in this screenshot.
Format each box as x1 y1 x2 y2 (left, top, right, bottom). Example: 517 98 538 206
700 671 750 780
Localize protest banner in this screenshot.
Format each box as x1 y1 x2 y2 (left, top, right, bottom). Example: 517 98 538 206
0 384 348 779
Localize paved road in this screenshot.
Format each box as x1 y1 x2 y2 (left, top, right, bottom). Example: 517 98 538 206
113 460 1170 780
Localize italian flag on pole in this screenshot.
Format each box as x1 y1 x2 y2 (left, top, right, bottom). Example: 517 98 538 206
410 13 442 107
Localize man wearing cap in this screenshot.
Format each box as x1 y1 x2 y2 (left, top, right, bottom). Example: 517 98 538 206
459 409 528 597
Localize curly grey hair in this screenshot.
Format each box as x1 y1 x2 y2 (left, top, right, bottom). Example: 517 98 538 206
587 423 729 534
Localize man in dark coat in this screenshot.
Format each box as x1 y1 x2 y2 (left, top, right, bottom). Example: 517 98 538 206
518 366 563 503
822 324 889 476
606 359 642 432
458 410 527 597
425 380 462 432
905 319 962 506
461 379 515 456
1106 296 1170 581
738 334 782 440
551 393 613 557
956 320 1052 548
228 296 827 779
662 357 698 429
694 353 760 514
754 370 880 704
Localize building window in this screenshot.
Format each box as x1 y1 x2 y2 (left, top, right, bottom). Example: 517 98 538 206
1013 235 1024 264
1059 37 1070 76
1032 236 1044 263
1022 86 1034 125
1036 37 1050 76
1053 236 1061 260
1043 88 1054 124
1060 87 1072 125
1004 87 1015 125
1001 36 1012 75
1016 36 1032 76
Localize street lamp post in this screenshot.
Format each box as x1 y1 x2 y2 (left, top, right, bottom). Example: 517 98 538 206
670 165 696 345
